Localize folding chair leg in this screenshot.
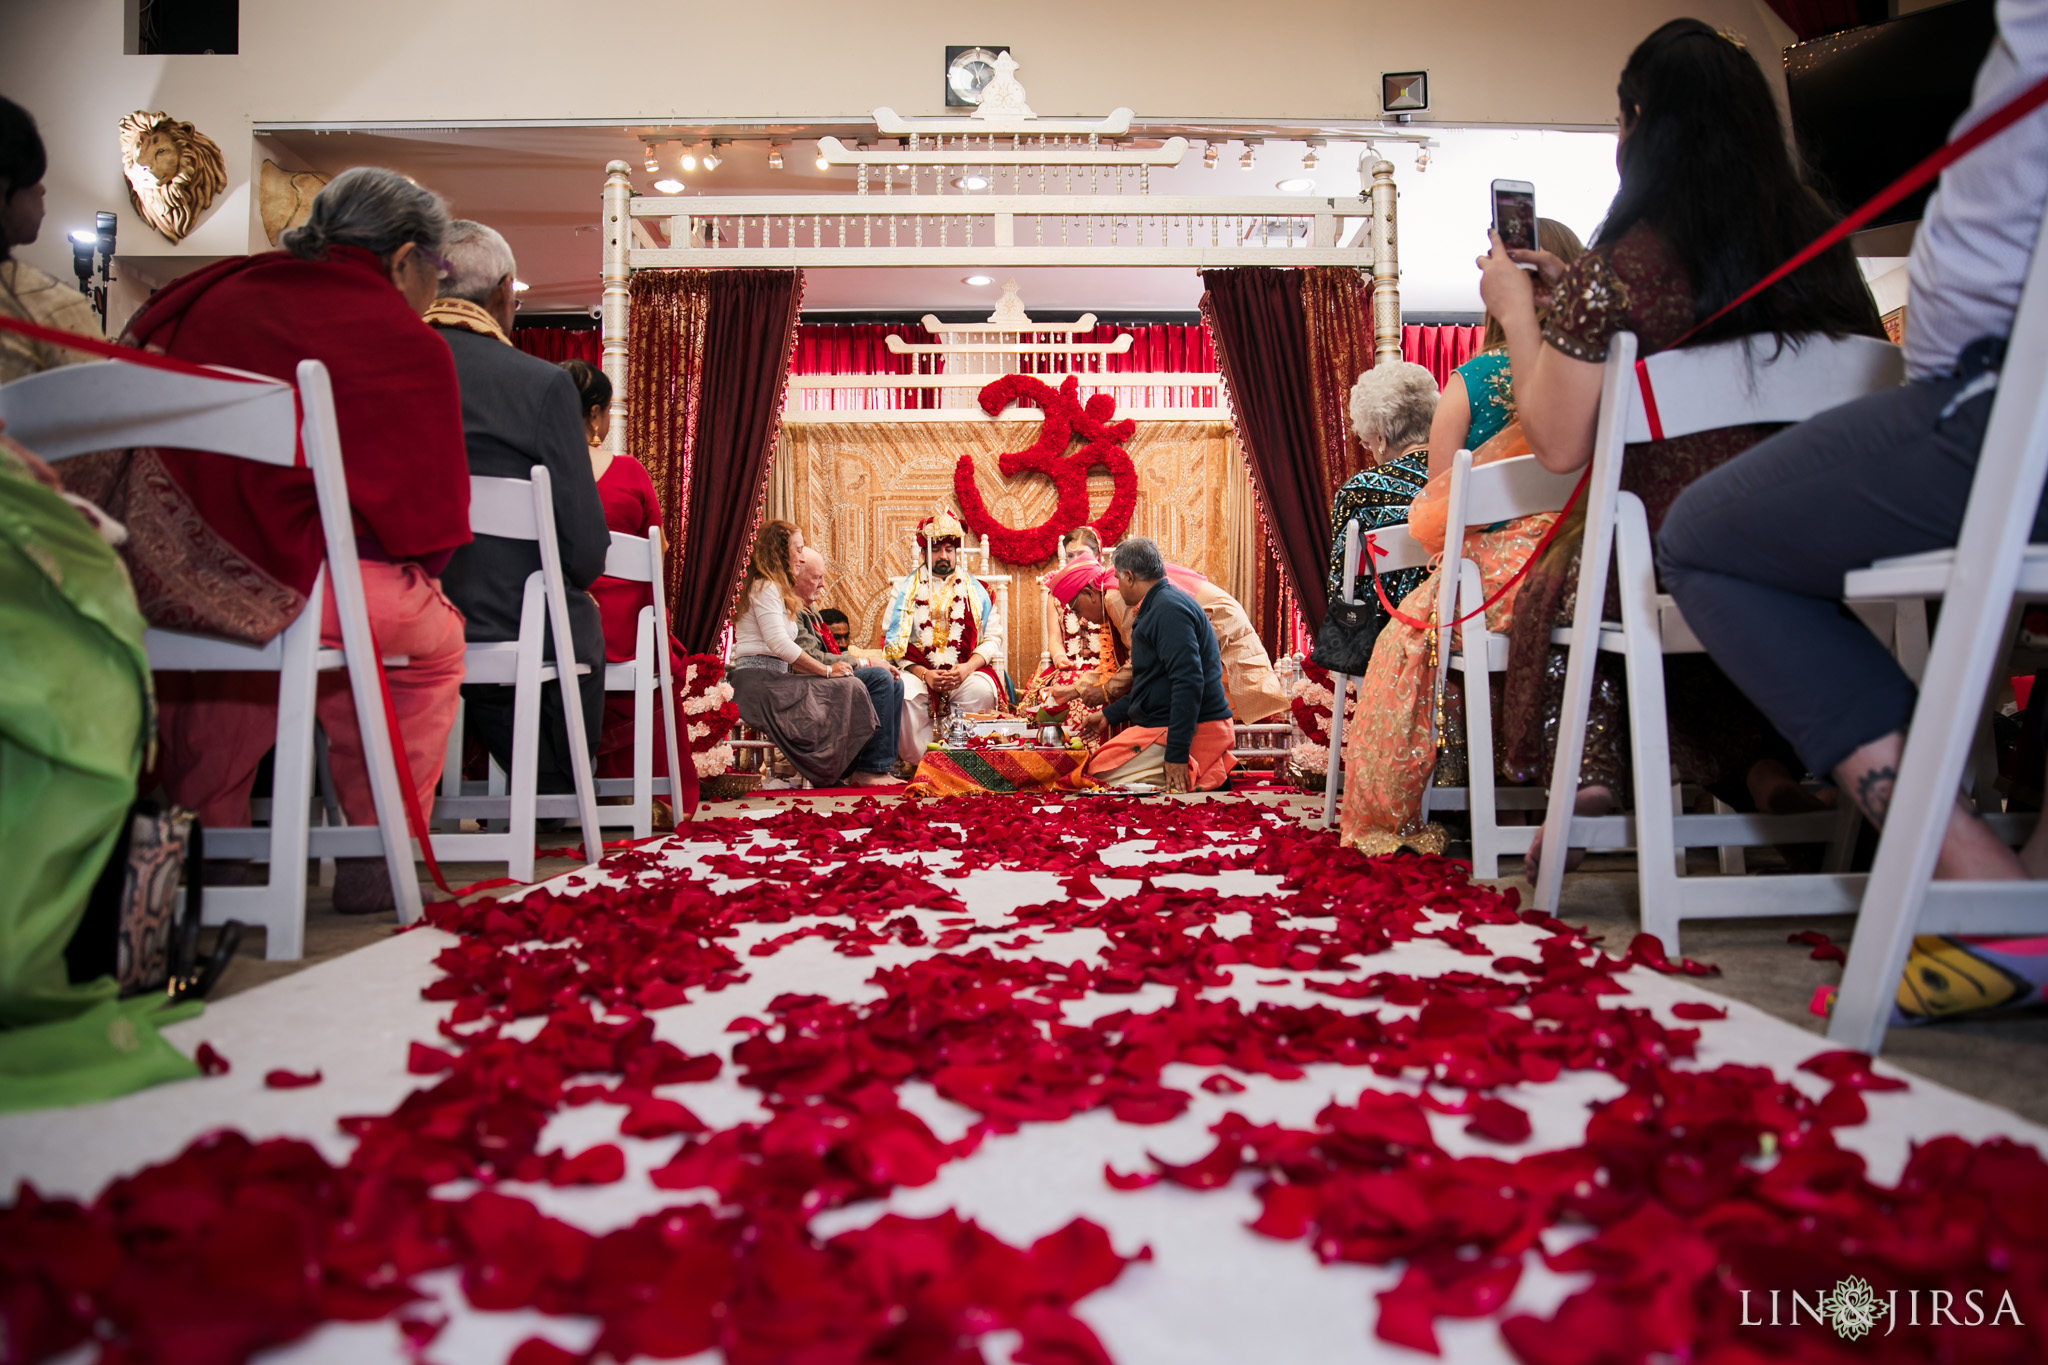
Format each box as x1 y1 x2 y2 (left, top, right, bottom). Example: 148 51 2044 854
262 608 319 961
1461 629 1501 879
1616 495 1682 954
632 672 654 841
1323 676 1349 829
315 729 341 888
1712 798 1747 875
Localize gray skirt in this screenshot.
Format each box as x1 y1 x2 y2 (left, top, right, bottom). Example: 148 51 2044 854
729 660 878 788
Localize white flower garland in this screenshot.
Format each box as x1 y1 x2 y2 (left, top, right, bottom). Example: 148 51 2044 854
1288 740 1330 775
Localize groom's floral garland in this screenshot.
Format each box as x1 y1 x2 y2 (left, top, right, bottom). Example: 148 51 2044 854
954 374 1139 564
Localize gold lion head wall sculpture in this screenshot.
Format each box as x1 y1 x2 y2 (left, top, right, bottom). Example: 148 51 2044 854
118 111 227 244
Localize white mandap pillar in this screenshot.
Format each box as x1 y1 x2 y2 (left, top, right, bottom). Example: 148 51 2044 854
601 159 633 455
1368 158 1402 365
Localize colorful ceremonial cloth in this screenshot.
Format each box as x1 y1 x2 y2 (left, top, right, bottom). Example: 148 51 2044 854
906 745 1095 798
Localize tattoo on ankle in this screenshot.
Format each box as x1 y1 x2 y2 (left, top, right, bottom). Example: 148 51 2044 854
1854 765 1897 826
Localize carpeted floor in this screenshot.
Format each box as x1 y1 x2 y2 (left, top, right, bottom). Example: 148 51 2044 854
203 794 2048 1127
11 791 2043 1363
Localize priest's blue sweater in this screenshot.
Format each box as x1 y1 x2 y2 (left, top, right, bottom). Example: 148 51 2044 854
1102 578 1232 763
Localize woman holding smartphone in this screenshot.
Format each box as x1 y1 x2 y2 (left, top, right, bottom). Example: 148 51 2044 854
1428 218 1584 478
1479 17 1883 878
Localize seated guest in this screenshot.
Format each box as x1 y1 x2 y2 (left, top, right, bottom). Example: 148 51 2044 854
1323 361 1437 652
795 546 902 786
429 221 610 816
1481 19 1881 878
1083 538 1236 793
817 607 853 654
562 358 696 819
882 510 1007 758
115 167 471 914
1660 3 2048 1021
1426 218 1586 477
1047 555 1286 724
730 519 885 788
1 97 100 383
1337 235 1586 855
1338 420 1553 855
0 426 148 1031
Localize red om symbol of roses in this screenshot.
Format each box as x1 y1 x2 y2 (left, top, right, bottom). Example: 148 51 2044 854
953 374 1139 564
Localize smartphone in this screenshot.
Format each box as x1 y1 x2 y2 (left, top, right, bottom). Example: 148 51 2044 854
1491 179 1539 269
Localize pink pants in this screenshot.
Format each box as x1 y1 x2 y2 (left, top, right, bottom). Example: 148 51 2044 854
155 561 467 831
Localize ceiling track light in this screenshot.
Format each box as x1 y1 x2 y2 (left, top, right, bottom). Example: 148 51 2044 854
768 146 784 170
1239 142 1257 170
815 153 831 171
678 149 697 172
1202 142 1218 169
1302 141 1320 171
702 141 723 171
643 146 661 174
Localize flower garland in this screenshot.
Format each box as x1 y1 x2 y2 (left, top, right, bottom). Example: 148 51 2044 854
677 653 738 778
1290 660 1337 747
953 374 1139 564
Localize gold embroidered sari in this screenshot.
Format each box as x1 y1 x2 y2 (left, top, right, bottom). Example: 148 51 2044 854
1339 422 1555 856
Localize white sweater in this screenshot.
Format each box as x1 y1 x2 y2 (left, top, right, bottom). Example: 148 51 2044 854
731 579 804 663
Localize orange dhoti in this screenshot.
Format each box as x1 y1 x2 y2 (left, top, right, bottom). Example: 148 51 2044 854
1083 719 1237 790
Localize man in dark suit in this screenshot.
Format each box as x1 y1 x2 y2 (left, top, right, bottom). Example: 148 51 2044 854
428 220 609 807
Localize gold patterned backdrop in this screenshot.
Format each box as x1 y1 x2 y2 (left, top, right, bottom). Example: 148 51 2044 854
771 420 1251 675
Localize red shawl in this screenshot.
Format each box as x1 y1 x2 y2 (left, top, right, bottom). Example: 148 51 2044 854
125 246 471 596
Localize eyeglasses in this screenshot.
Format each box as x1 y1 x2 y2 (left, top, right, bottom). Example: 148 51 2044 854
414 245 454 280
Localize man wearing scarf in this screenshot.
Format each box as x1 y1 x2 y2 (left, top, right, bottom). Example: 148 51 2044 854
1080 537 1236 793
427 220 610 811
881 510 1006 760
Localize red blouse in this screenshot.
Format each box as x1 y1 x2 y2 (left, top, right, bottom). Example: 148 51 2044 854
590 454 663 664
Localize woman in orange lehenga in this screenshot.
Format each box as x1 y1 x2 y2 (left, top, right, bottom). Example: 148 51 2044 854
1339 421 1554 855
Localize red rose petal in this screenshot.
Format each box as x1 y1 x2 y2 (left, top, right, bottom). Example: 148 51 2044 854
405 1041 456 1075
549 1144 627 1186
1464 1097 1533 1145
263 1068 322 1089
193 1042 229 1076
1104 1165 1161 1191
1669 1002 1726 1021
1201 1074 1247 1094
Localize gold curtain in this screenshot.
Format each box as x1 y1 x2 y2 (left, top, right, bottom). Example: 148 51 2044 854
1301 266 1378 502
780 420 1240 672
626 271 710 615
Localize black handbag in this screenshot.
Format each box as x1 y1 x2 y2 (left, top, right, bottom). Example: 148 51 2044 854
65 801 243 1002
1310 598 1384 676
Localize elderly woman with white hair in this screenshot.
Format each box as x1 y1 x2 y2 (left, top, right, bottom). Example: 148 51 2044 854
1323 361 1439 644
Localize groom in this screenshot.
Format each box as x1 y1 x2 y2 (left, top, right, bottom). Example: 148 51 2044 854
880 510 1006 759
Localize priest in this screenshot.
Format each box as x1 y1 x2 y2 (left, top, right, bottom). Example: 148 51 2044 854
881 510 1007 760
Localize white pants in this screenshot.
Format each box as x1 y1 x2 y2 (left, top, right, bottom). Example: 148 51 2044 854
898 671 1002 763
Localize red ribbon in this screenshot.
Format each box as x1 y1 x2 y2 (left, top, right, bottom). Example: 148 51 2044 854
1632 64 2048 428
0 313 305 464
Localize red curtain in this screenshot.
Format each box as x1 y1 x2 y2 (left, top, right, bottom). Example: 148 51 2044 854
789 323 933 409
513 326 599 365
1402 324 1485 389
678 271 804 652
1201 268 1335 631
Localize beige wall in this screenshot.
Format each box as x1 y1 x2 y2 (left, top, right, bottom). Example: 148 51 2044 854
4 0 1795 294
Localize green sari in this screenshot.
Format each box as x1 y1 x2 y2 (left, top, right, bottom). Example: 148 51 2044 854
0 445 201 1109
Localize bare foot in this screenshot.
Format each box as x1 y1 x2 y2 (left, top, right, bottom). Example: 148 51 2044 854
1523 785 1615 884
847 771 904 788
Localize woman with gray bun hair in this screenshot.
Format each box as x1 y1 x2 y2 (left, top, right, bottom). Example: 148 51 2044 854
1324 359 1437 630
115 165 474 914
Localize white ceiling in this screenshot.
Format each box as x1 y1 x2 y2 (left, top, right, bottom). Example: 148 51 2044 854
260 123 1620 320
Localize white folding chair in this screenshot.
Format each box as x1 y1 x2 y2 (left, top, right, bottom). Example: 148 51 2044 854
1828 239 2048 1053
1531 330 1907 948
428 469 603 881
1322 518 1430 828
2 358 425 955
1423 453 1587 875
592 527 684 837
